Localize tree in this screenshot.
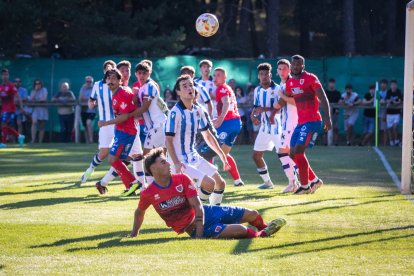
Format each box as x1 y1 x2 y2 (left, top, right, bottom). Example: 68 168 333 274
343 0 356 55
265 0 280 58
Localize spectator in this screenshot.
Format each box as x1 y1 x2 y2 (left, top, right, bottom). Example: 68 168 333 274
79 76 95 144
228 78 237 91
164 85 177 109
235 86 248 144
245 84 259 143
29 79 48 143
52 82 76 143
324 78 341 146
385 80 403 146
378 79 389 146
14 78 32 138
360 84 376 146
339 84 361 146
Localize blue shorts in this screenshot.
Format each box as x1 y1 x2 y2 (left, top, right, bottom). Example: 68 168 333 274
290 121 322 148
1 112 16 125
364 117 375 134
110 129 136 160
216 118 242 147
192 205 245 238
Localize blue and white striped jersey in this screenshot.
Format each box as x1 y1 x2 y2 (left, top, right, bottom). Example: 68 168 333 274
139 79 167 129
90 80 114 122
195 77 215 97
195 82 211 111
253 81 281 135
165 101 209 163
279 81 298 131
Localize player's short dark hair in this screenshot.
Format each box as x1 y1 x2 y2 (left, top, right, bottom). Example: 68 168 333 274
144 147 165 176
380 79 388 85
277 59 290 67
345 84 353 89
135 62 151 73
390 79 397 84
175 74 192 91
180 65 196 75
104 68 122 80
328 78 336 83
199 59 213 68
140 59 153 69
369 84 376 89
257 63 272 72
103 60 116 70
1 68 9 74
214 67 226 74
116 60 131 69
292 55 305 65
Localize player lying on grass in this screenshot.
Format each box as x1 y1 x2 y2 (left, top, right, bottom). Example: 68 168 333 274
129 147 286 239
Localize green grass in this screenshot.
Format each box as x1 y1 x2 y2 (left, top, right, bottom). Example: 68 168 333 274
0 144 413 275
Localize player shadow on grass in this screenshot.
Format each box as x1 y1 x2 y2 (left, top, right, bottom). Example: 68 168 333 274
242 225 414 258
0 182 83 198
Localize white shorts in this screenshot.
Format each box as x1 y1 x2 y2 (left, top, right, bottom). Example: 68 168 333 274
253 131 281 152
344 112 359 130
98 125 115 149
129 133 143 157
144 126 165 149
279 128 294 149
386 114 400 128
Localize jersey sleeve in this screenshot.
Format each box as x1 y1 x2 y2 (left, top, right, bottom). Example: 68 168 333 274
198 85 211 103
138 192 152 211
309 74 323 91
181 174 199 199
198 108 209 132
253 87 260 107
165 108 180 136
144 83 158 101
90 82 98 100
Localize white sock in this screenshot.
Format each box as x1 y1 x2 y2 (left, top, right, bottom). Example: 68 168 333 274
132 156 146 187
209 189 224 205
257 166 270 182
278 153 295 181
100 167 117 187
198 187 211 203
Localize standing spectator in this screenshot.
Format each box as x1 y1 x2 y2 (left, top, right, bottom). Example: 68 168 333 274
234 86 248 144
52 82 76 143
378 79 389 146
245 84 259 143
30 79 48 143
339 84 361 146
324 78 341 146
228 78 237 92
385 80 403 146
360 84 376 146
163 86 176 109
79 76 95 144
14 78 32 138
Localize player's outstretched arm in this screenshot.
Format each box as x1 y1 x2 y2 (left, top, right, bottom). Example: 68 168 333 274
201 129 230 171
97 114 128 128
188 196 205 239
316 88 332 131
165 136 185 173
88 98 97 109
130 97 152 117
130 208 145 237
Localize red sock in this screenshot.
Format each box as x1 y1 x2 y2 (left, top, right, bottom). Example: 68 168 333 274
209 158 214 164
294 153 309 186
308 165 316 182
249 214 267 230
226 155 240 180
3 126 19 137
112 159 136 189
246 228 260 238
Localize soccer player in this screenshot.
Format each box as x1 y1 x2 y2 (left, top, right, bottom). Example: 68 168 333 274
97 68 141 196
129 147 286 239
116 60 131 87
80 60 116 182
180 65 213 116
250 62 297 191
195 59 216 102
165 74 230 205
213 67 244 187
0 68 25 146
275 55 331 195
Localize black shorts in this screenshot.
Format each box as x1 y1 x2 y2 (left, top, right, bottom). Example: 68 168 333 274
81 112 96 127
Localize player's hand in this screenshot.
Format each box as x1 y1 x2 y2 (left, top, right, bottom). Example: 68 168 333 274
98 120 107 128
269 114 276 125
255 107 263 113
213 117 224 129
175 162 186 173
222 158 231 171
324 119 332 132
253 117 260 126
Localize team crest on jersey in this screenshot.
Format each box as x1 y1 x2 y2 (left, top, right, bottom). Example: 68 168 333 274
120 102 127 110
171 111 176 119
301 125 307 131
219 132 228 140
113 99 117 106
300 79 304 85
175 184 183 193
215 226 222 233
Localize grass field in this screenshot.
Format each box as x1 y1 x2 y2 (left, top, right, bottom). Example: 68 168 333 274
0 144 413 275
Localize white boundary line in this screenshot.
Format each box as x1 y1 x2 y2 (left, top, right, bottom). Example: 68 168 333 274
374 146 414 203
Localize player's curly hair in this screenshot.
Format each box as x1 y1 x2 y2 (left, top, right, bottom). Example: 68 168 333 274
104 68 122 80
174 74 192 91
180 65 196 75
103 60 116 71
135 62 151 73
116 60 131 69
144 147 165 176
257 63 272 71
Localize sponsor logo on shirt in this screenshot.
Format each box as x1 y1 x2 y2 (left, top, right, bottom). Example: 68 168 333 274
292 88 304 95
158 196 186 210
300 79 304 85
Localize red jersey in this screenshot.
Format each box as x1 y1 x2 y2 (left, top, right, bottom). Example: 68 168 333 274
215 84 240 120
285 71 322 124
0 82 18 112
132 81 145 126
112 86 137 135
138 174 198 234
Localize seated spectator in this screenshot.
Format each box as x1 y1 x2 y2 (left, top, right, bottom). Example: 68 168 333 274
79 76 95 144
29 79 48 143
324 78 341 146
385 80 403 146
52 82 76 143
339 84 361 146
360 84 376 146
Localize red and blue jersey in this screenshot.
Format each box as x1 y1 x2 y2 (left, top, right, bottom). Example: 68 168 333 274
138 174 198 234
0 82 18 113
112 86 137 135
285 71 322 124
215 84 240 120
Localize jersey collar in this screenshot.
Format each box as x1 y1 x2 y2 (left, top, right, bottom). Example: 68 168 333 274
152 177 172 189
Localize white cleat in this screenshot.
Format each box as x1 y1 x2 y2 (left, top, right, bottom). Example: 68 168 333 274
81 167 95 183
257 180 274 189
282 179 299 193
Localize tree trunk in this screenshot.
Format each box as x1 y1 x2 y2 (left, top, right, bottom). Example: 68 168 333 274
343 0 355 55
298 0 310 56
386 0 396 54
223 0 239 40
266 0 280 58
238 0 252 44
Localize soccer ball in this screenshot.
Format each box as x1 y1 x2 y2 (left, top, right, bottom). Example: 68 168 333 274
195 13 219 37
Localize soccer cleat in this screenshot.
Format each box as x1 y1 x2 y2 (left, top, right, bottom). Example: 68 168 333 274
18 135 25 146
282 180 299 193
95 181 108 195
81 167 95 183
257 180 274 189
234 179 245 187
120 182 141 197
262 218 286 237
310 178 324 193
294 184 312 195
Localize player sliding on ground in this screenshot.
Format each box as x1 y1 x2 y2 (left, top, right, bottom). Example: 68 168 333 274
129 147 286 239
274 55 332 194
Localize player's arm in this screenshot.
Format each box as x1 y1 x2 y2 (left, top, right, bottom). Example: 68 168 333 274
130 207 145 237
187 196 204 239
213 95 230 128
278 89 295 105
206 101 213 117
201 129 230 171
14 92 24 112
165 136 185 173
316 87 332 131
88 98 97 109
129 97 151 117
354 96 361 105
